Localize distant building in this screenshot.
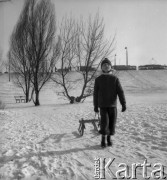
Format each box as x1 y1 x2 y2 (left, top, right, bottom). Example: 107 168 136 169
138 64 167 70
57 66 96 72
80 66 96 71
113 65 137 71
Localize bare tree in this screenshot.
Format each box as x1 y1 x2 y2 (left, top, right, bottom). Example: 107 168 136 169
51 17 79 103
54 13 115 103
9 0 60 106
9 0 36 102
8 43 32 103
74 13 115 102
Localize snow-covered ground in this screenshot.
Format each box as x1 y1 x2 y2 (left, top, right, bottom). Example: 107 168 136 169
0 71 167 180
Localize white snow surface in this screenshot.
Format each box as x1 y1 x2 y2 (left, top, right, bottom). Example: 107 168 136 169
0 72 167 180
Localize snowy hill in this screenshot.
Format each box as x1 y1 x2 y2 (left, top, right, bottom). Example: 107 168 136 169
0 70 167 105
0 70 167 179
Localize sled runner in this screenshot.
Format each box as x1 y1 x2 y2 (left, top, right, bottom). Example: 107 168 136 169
78 113 100 136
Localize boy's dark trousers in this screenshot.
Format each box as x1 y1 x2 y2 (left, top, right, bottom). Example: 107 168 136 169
99 107 117 135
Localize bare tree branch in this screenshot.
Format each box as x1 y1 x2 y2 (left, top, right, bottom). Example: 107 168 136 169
72 13 115 102
52 16 78 101
53 12 115 103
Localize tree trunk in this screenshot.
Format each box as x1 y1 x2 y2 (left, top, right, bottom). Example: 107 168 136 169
34 90 40 106
75 96 82 103
69 96 75 104
26 91 29 103
77 82 86 102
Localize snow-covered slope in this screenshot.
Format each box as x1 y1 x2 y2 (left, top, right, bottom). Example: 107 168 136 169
0 71 167 180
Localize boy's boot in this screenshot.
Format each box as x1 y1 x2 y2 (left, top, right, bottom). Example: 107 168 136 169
107 135 112 146
101 135 106 148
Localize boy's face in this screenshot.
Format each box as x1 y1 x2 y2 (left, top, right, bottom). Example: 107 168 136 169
102 63 111 72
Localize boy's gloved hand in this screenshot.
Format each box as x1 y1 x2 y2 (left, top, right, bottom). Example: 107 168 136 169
94 106 99 113
122 105 126 112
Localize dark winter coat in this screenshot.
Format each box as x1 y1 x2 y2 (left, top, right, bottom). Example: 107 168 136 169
93 73 126 108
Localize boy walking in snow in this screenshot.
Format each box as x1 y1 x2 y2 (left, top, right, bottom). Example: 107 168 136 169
93 58 126 148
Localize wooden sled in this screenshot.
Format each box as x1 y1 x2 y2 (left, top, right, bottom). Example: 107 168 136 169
78 113 100 136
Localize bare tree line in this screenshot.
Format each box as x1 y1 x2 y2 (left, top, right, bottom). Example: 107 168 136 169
8 0 115 106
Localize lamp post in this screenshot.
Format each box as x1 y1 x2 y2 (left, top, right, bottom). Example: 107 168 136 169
125 47 128 66
114 54 116 66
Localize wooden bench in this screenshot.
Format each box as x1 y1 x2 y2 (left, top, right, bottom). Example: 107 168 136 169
78 116 100 136
14 96 26 103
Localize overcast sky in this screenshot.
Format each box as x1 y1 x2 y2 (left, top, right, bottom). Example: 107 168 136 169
0 0 167 66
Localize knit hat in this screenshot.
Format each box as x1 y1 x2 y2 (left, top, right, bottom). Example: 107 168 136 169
101 58 112 69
